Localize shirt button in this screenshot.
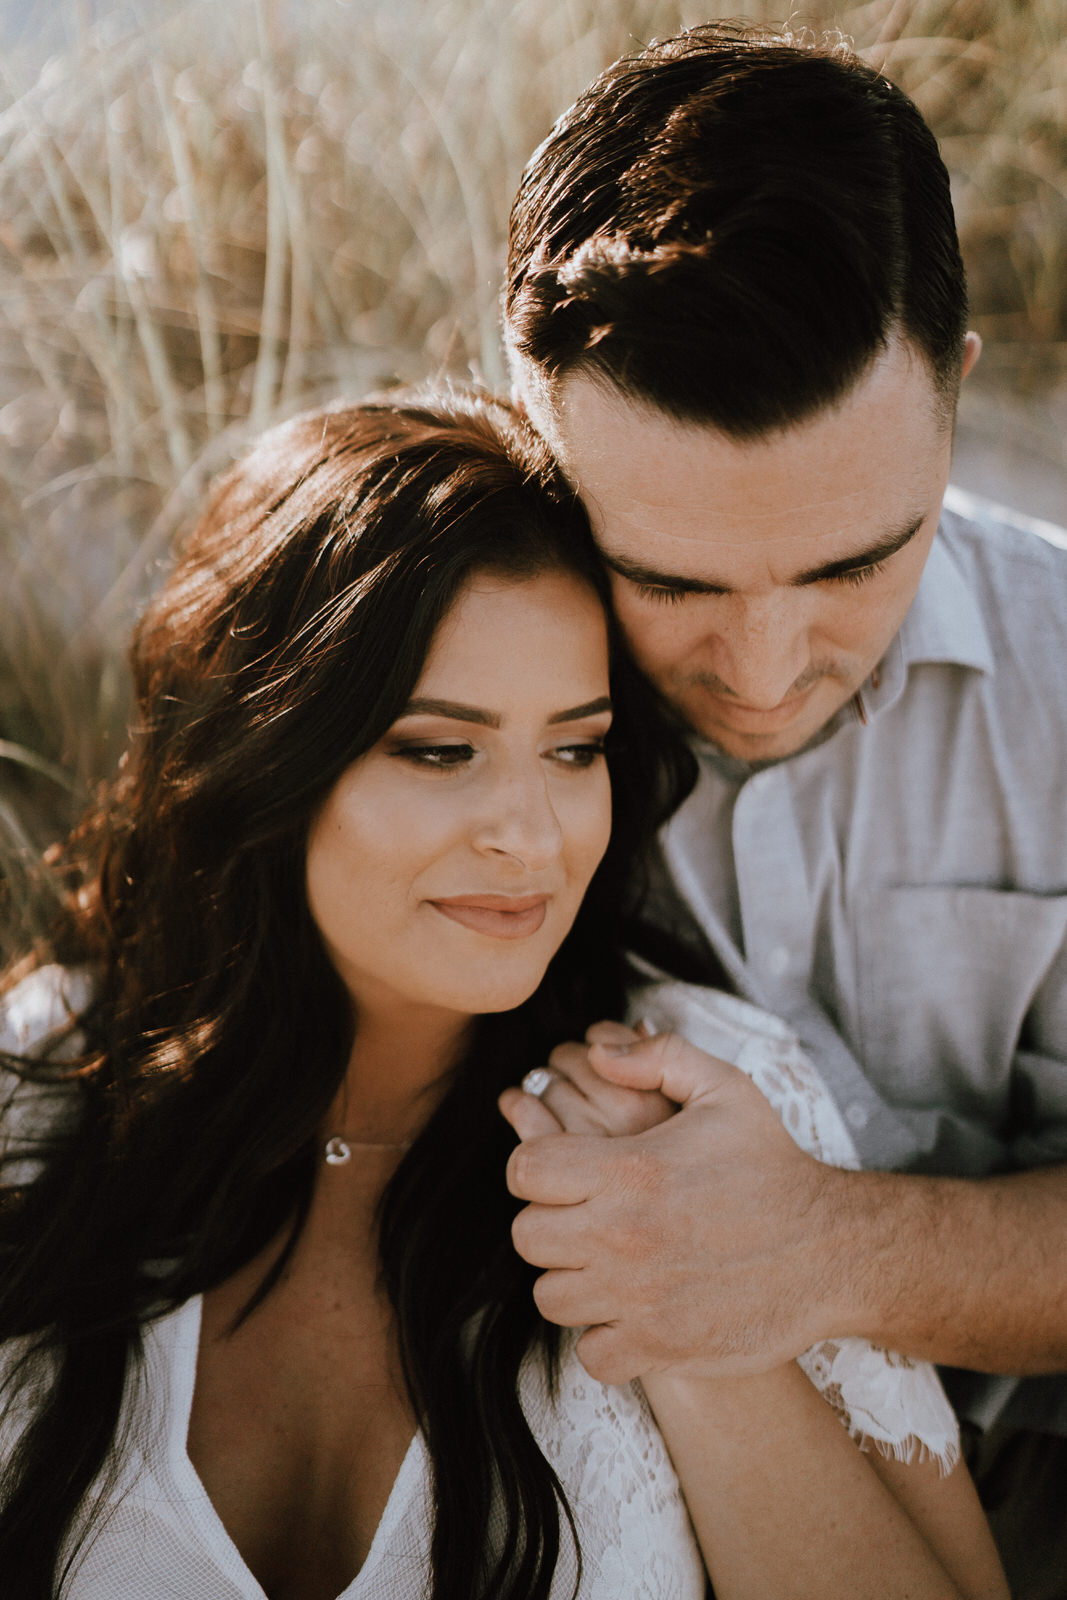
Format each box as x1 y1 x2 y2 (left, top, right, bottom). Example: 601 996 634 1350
845 1102 870 1130
767 945 791 977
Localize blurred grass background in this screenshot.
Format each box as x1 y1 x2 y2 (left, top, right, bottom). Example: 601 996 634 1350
1 0 1066 957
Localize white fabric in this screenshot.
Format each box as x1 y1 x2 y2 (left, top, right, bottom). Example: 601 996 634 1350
0 964 89 1184
628 977 960 1473
0 968 702 1598
1 965 956 1597
53 1298 704 1600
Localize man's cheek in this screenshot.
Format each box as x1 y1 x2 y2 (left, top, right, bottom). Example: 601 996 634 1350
615 603 696 673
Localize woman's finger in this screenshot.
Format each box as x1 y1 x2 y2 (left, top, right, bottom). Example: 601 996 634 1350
546 1039 595 1086
552 1030 677 1133
534 1073 614 1135
498 1086 564 1140
585 1019 643 1047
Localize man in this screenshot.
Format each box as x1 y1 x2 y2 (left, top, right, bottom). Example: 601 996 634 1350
501 21 1067 1594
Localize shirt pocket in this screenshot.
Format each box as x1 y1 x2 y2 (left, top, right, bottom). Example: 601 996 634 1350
852 885 1067 1116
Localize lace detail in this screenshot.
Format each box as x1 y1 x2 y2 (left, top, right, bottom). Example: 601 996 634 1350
628 977 960 1475
520 1336 705 1598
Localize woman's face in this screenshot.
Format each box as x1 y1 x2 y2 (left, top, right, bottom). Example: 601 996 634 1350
305 568 613 1022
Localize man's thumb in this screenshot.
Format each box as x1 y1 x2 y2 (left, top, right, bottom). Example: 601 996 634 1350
586 1031 738 1107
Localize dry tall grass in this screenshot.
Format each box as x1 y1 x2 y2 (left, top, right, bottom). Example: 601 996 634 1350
1 0 1066 955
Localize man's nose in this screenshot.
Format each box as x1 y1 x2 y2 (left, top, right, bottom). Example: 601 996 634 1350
472 765 564 870
709 593 811 708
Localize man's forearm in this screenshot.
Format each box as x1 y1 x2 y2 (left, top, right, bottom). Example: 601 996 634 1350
827 1160 1067 1373
507 1032 1067 1384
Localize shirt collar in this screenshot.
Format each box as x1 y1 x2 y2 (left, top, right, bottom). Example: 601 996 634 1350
897 517 995 677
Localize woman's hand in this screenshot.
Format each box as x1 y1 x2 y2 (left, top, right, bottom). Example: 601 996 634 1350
498 1020 677 1141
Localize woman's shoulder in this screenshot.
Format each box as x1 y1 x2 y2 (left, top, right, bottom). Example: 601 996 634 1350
0 963 92 1180
0 963 94 1058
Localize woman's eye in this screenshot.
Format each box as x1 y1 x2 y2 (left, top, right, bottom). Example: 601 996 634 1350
393 743 475 768
551 740 607 768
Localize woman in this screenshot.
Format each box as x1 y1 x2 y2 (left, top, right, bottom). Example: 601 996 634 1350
0 392 1003 1600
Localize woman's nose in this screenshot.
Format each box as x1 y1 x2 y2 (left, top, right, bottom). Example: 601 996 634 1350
472 765 564 870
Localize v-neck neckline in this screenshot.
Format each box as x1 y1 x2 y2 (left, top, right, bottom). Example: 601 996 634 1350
150 1295 426 1600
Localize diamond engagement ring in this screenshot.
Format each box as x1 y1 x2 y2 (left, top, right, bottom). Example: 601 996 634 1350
521 1067 554 1099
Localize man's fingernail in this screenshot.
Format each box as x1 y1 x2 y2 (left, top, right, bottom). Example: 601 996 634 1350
592 1041 630 1057
636 1017 658 1038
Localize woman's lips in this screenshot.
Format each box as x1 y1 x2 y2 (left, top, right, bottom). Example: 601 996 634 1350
429 894 549 939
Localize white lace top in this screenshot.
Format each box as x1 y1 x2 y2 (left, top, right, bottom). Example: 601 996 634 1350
1 966 958 1598
52 1298 703 1599
627 975 960 1473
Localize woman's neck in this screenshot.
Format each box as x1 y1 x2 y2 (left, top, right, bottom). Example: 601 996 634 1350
325 1000 473 1148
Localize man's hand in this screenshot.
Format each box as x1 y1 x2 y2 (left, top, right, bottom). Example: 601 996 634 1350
504 1029 853 1385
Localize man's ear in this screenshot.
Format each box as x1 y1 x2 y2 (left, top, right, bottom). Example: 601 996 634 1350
961 330 982 381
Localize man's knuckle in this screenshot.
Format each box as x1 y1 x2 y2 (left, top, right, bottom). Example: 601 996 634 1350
617 1142 665 1197
510 1206 534 1253
531 1273 565 1322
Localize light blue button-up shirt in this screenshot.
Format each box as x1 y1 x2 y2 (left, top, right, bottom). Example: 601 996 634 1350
658 487 1067 1430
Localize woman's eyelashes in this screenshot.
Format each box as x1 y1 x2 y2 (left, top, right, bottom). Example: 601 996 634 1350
392 742 476 768
388 737 608 771
552 739 607 768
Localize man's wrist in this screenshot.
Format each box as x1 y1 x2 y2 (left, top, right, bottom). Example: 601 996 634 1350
801 1164 928 1347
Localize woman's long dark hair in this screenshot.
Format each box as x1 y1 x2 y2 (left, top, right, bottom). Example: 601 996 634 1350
0 390 697 1599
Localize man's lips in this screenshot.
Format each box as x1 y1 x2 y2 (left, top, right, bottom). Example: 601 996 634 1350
428 894 549 939
695 681 819 733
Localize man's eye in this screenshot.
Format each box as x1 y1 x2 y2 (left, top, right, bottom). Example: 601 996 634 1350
393 744 475 768
634 582 689 606
834 559 887 589
551 741 607 769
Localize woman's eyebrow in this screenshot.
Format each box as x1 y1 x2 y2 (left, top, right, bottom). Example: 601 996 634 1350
548 696 612 725
398 695 613 728
401 697 499 726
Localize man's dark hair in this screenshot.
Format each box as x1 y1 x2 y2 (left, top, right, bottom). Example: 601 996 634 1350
506 21 968 435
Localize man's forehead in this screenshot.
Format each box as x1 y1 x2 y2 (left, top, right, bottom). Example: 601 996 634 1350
524 351 950 567
584 484 926 551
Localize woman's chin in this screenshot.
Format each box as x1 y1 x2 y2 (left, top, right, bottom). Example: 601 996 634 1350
463 973 549 1015
439 959 555 1017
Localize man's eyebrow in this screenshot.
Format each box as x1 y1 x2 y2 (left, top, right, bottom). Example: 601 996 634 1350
602 516 927 595
398 695 612 728
792 518 925 585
